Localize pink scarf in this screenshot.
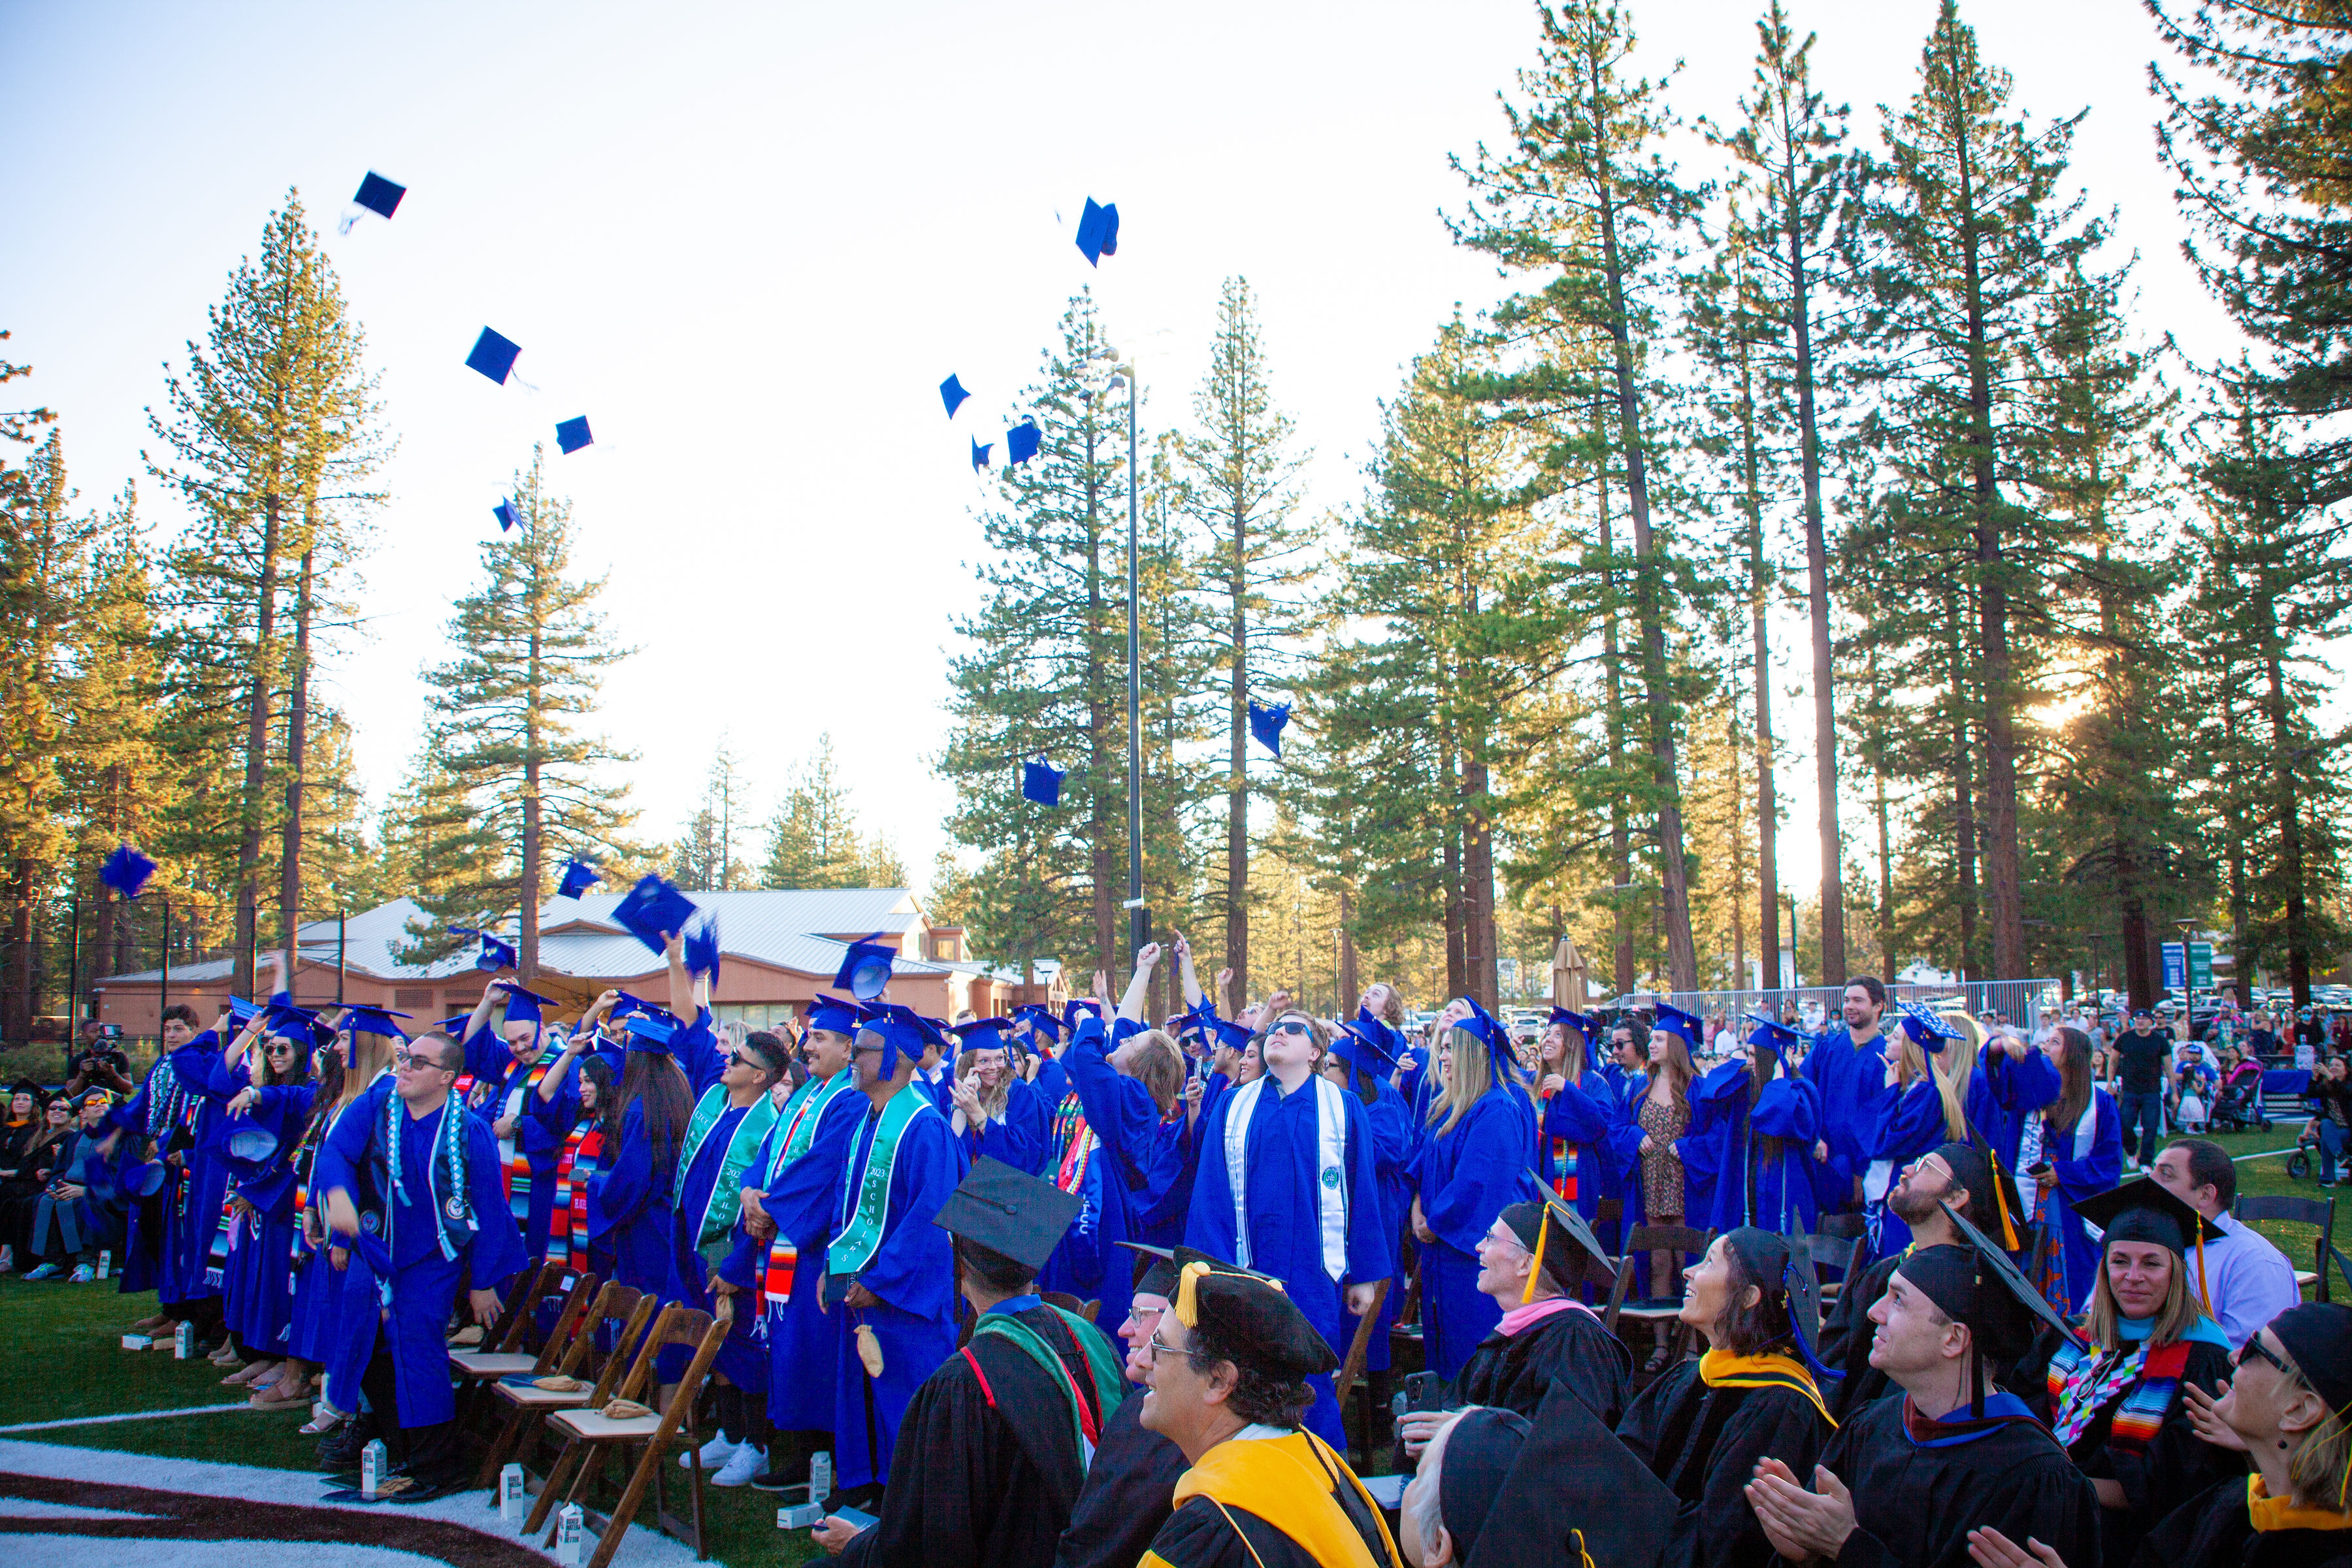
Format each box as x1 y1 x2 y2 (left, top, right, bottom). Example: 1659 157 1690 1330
1497 1294 1597 1336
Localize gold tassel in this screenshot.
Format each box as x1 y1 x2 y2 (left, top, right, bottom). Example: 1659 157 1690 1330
1523 1206 1552 1307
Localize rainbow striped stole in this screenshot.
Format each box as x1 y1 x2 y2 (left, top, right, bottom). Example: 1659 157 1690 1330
2048 1337 2189 1455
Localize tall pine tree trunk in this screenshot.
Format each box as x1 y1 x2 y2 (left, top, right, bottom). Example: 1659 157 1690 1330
1338 887 1359 1007
276 540 315 983
235 489 282 998
1441 731 1466 1000
1786 150 1846 984
2261 581 2314 1004
1730 705 1749 987
1870 651 1897 984
1226 502 1249 1002
1948 592 1980 982
1463 752 1497 1009
1598 463 1635 996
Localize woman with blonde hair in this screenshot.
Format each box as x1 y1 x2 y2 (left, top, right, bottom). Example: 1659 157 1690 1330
1409 998 1543 1382
1861 1004 1980 1256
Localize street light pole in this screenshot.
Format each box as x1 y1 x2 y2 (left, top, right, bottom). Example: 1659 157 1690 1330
1124 361 1143 966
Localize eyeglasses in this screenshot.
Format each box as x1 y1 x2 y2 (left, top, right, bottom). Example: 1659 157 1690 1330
1143 1328 1188 1362
1268 1019 1312 1037
2238 1335 2292 1377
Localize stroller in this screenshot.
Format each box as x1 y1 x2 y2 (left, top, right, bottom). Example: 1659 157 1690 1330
2210 1058 2268 1133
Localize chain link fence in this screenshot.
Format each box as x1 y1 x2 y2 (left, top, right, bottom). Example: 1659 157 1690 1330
1591 978 2065 1034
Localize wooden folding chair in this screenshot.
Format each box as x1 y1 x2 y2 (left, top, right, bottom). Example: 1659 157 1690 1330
1607 1224 1713 1369
2236 1194 2338 1302
449 1258 567 1375
526 1303 727 1568
473 1279 647 1489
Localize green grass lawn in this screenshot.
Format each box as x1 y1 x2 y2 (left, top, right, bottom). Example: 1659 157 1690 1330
0 1117 2330 1568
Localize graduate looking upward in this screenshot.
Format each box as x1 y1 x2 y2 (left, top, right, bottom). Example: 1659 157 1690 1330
1073 946 1191 1260
465 981 579 1267
1184 1004 1388 1447
1322 1013 1416 1436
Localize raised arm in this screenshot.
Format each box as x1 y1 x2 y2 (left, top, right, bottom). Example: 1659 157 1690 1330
1174 933 1204 1008
1117 943 1162 1024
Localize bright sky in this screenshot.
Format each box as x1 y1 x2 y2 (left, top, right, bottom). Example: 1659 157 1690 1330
1 0 2239 904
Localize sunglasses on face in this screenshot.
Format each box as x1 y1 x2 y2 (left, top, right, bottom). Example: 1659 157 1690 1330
2237 1336 2291 1376
1268 1019 1312 1037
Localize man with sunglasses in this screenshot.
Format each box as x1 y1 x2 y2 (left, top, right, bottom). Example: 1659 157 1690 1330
314 1030 527 1502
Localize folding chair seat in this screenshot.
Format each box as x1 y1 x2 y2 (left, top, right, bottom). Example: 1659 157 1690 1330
474 1279 648 1489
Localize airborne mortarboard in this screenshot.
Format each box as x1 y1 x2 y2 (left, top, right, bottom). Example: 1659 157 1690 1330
1075 197 1120 265
557 858 600 900
100 843 158 900
353 172 405 220
496 982 558 1028
1119 1241 1182 1300
466 327 523 385
684 911 722 982
1168 1246 1332 1378
1896 1000 1963 1053
833 932 896 1002
932 1154 1082 1273
1745 1012 1805 1053
806 992 866 1038
493 499 517 532
1652 1001 1703 1050
555 416 593 455
949 1017 1015 1055
340 1005 411 1043
1020 753 1065 807
970 437 992 471
940 374 970 417
1246 697 1289 757
1006 417 1041 465
613 874 698 956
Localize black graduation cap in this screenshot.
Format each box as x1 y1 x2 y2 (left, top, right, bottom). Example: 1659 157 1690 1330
497 982 557 1027
2072 1176 2226 1254
1246 697 1289 757
684 910 722 981
1020 753 1065 806
1168 1245 1335 1379
1500 1195 1607 1298
353 171 405 220
932 1154 1083 1273
466 327 522 385
2268 1303 2352 1419
613 874 697 956
1118 1240 1181 1299
100 843 157 900
341 1005 410 1042
833 932 896 1001
940 374 970 417
1932 1200 2082 1357
1441 1408 1535 1566
1075 197 1120 265
555 416 593 454
558 858 600 899
493 499 517 532
1464 1381 1677 1568
971 436 992 471
1006 417 1041 465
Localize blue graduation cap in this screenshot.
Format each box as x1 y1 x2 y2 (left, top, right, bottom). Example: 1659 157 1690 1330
915 1014 953 1054
1456 996 1527 1081
466 327 523 385
265 1000 336 1048
684 911 722 983
353 172 406 221
1012 1004 1062 1045
613 874 698 956
1897 1000 1963 1053
555 416 593 454
493 499 517 532
118 1156 169 1199
1007 417 1041 465
100 843 157 900
833 932 896 1001
558 858 600 899
625 1011 677 1052
452 926 516 972
1333 1018 1401 1078
223 996 263 1031
972 437 992 471
941 374 970 417
1075 197 1120 265
1548 1007 1601 1047
1653 1001 1704 1051
438 1011 474 1039
341 1005 410 1043
806 992 867 1038
1021 753 1065 807
1744 1013 1805 1054
497 983 558 1026
1247 698 1290 757
950 1017 1015 1056
864 1002 930 1076
222 1120 282 1173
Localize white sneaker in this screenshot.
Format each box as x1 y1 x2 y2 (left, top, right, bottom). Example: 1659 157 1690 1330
683 1431 739 1471
711 1443 766 1488
69 1266 93 1284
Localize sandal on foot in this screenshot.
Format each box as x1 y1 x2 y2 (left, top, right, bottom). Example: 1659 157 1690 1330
1642 1347 1671 1374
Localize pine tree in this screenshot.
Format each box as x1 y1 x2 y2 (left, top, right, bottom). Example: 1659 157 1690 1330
144 193 386 992
759 734 902 889
410 448 639 975
674 742 753 891
1176 278 1313 1002
1452 0 1707 989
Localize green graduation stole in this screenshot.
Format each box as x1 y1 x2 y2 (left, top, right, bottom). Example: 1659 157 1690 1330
970 1307 1128 1457
827 1084 934 1278
672 1086 779 1254
764 1070 851 1184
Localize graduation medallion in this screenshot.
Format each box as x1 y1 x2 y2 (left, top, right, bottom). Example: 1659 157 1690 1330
444 1196 467 1221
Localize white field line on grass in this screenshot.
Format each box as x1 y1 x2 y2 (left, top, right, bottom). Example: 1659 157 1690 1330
0 1403 251 1435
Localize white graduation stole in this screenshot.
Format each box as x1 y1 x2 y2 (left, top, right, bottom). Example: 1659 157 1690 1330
1222 1074 1348 1281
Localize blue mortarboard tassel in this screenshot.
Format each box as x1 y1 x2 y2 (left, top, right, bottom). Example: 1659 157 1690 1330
972 438 992 471
466 327 523 385
555 416 593 455
941 374 970 417
1020 753 1065 807
1007 418 1041 466
99 843 157 900
833 932 896 1002
558 858 600 899
493 499 517 532
613 874 699 957
353 172 405 221
1247 698 1290 757
685 911 722 983
1075 197 1120 265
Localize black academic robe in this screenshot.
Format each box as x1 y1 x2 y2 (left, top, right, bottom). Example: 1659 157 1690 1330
1452 1304 1633 1428
1820 1394 2102 1568
1139 1437 1397 1568
842 1303 1118 1568
1615 1361 1834 1568
2134 1478 2352 1568
1818 1252 1901 1420
1057 1391 1186 1568
2016 1330 2244 1568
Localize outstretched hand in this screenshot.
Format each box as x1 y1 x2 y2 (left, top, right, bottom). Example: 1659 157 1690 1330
2181 1379 2247 1451
1968 1527 2071 1568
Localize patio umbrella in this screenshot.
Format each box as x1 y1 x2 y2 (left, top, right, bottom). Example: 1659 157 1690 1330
1551 936 1590 1013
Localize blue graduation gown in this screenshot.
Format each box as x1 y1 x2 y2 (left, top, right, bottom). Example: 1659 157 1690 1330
108 1057 176 1296
1800 1026 1889 1213
289 1087 385 1411
217 1079 313 1354
588 1100 678 1298
1036 1085 1126 1315
827 1088 964 1490
1184 1071 1393 1443
665 1096 763 1391
2043 1090 2123 1312
1679 1063 1821 1237
1537 1071 1620 1237
718 1072 867 1433
1970 1046 2061 1177
1068 1019 1189 1322
1409 1087 1544 1383
955 1077 1048 1175
469 1043 578 1266
1360 1074 1416 1371
314 1079 527 1428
